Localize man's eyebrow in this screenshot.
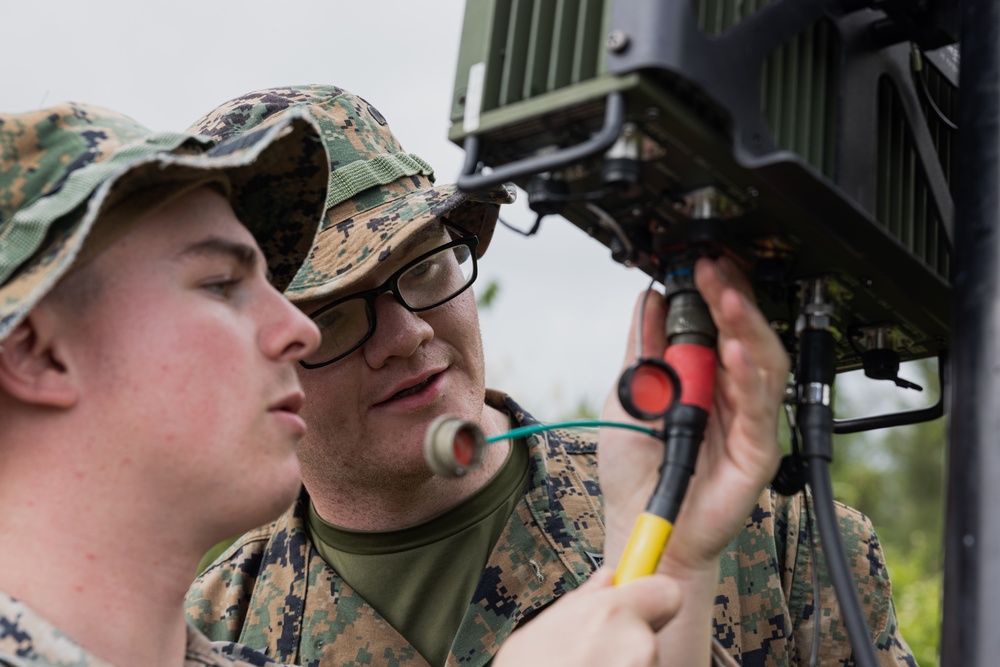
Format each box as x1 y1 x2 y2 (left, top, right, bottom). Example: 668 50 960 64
176 237 262 271
393 220 449 256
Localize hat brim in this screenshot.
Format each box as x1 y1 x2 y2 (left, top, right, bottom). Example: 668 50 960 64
0 111 327 341
287 181 514 304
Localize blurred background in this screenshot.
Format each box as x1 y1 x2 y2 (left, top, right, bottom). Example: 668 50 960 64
1 1 945 662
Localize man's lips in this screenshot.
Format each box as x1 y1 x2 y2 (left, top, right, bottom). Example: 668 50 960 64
269 391 305 415
375 368 447 406
268 391 308 435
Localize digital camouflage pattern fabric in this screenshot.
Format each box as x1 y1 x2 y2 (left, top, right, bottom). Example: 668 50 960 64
0 102 329 341
188 85 515 305
0 590 282 667
713 488 917 666
186 391 916 667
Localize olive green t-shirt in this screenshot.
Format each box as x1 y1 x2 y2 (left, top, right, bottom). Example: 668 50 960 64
307 439 530 667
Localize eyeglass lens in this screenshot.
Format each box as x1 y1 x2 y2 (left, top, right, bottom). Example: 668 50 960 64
302 242 475 367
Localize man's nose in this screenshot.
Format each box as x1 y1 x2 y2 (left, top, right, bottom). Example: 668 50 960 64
362 293 434 368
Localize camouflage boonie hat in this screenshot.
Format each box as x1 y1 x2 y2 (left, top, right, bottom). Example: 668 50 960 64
0 102 328 341
189 84 515 304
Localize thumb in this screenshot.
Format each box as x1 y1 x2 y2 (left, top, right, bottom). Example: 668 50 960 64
623 289 668 367
609 573 682 633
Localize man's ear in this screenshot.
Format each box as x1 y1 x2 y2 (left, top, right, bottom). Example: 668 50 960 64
0 306 79 408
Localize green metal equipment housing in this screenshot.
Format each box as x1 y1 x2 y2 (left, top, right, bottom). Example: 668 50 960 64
449 0 956 371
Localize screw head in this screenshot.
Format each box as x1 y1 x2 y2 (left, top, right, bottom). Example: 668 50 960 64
607 30 630 53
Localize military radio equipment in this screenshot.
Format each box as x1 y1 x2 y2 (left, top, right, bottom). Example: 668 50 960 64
449 0 958 379
447 2 962 665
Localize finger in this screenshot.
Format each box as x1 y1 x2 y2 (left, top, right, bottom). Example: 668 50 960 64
693 257 755 330
639 289 668 360
609 573 681 632
696 255 754 300
580 567 615 589
715 338 784 460
694 258 787 373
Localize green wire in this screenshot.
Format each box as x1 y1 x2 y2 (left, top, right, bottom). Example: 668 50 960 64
486 420 659 443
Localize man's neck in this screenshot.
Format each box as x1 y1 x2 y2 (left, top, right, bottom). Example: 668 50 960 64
309 402 514 531
0 460 202 667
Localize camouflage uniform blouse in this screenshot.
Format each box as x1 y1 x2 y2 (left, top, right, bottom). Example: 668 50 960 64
185 392 915 667
0 590 279 667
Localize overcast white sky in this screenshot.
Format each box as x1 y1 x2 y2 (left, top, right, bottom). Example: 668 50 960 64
2 0 928 421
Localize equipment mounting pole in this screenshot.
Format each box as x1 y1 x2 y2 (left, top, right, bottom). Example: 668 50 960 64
943 0 1000 664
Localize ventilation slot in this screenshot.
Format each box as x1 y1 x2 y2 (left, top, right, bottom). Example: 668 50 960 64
484 0 607 113
693 0 776 37
876 77 950 278
760 20 838 178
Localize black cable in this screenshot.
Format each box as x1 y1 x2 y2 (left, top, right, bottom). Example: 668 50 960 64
496 187 619 237
800 426 881 667
776 374 820 663
917 67 959 130
798 328 879 667
773 402 807 496
497 214 544 237
912 46 959 131
635 275 660 355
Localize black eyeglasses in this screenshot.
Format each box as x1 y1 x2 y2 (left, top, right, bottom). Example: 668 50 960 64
300 228 479 368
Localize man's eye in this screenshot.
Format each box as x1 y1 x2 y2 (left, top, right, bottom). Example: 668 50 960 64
409 261 431 277
202 278 240 298
314 308 343 329
408 257 443 280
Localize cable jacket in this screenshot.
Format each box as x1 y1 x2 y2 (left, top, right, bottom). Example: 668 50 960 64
614 513 673 585
664 343 716 411
806 456 880 667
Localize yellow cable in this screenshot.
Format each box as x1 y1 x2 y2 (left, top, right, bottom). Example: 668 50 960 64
613 512 674 585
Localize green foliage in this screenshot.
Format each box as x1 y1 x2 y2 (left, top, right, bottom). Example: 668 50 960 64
830 360 944 666
883 534 942 666
562 397 599 420
476 280 500 309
